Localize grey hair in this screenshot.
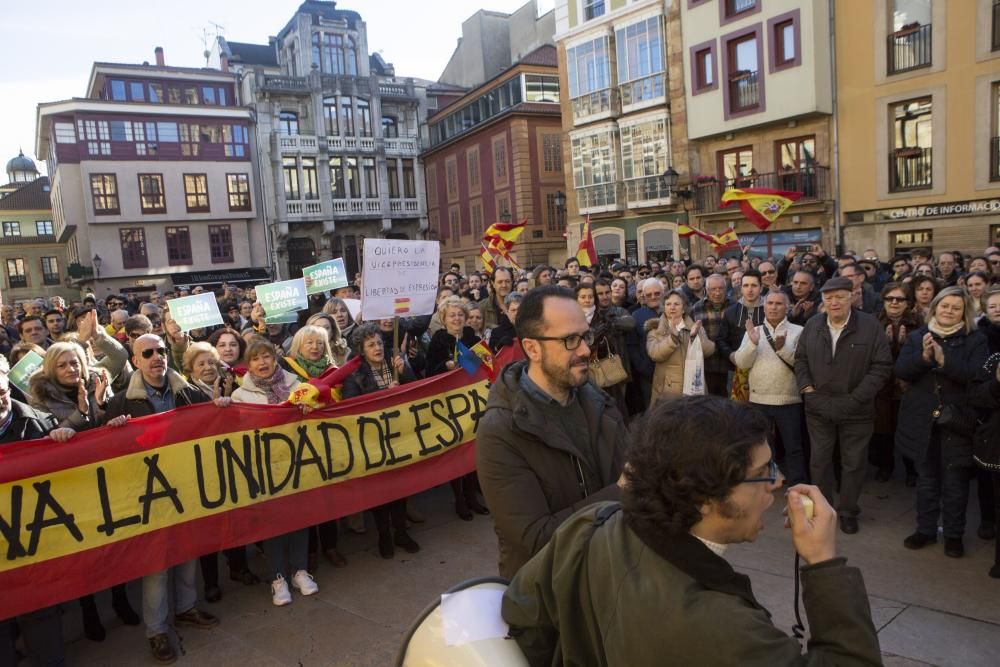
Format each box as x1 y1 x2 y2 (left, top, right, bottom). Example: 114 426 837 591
504 291 524 306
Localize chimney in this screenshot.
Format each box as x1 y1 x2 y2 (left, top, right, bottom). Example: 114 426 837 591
154 46 165 67
220 53 229 73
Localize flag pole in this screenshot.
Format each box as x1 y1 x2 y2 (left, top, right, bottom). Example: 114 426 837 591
392 316 400 383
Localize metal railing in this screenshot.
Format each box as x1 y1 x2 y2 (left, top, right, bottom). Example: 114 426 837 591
728 70 759 113
991 137 1000 181
571 88 617 121
888 23 932 75
624 175 673 207
8 276 27 289
575 182 622 212
889 147 933 192
619 73 665 108
692 166 829 213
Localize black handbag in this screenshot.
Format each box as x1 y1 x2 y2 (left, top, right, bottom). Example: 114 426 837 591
931 376 978 438
973 424 1000 472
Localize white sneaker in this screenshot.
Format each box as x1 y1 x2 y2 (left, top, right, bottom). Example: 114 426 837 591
291 570 319 596
271 575 292 606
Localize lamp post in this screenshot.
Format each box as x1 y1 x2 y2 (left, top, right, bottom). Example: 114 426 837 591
500 210 512 224
92 254 102 294
661 166 695 261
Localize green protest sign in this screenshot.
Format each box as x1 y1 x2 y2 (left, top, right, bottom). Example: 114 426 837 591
302 258 348 295
256 278 308 316
167 293 224 332
9 351 43 395
265 312 299 325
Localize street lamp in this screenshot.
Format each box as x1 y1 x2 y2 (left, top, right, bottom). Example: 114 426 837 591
661 166 693 210
554 190 567 212
500 210 512 224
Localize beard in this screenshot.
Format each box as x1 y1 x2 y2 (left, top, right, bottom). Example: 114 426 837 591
539 348 589 392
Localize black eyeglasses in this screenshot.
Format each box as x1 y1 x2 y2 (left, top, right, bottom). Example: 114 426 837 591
530 330 595 350
884 296 907 304
761 269 776 275
140 347 167 359
743 460 780 484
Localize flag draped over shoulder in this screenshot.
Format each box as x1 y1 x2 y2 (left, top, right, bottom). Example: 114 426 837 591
286 356 363 408
575 216 598 267
720 188 801 230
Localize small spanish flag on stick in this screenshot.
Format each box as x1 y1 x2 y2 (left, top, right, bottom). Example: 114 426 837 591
394 297 411 315
719 188 801 231
710 227 740 251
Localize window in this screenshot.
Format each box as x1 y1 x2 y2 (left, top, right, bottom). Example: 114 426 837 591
566 36 612 110
546 193 566 233
449 208 461 246
279 111 299 136
386 158 400 198
283 157 300 200
773 18 797 69
496 195 511 221
891 229 933 256
302 157 319 200
726 31 761 114
693 44 717 92
345 157 360 198
109 121 131 142
888 0 932 74
403 160 416 198
340 98 355 136
78 119 110 155
183 174 210 212
120 228 148 269
572 131 617 189
129 82 145 101
202 87 216 105
446 158 458 201
357 99 372 137
226 174 251 211
543 135 562 173
890 97 933 191
311 32 358 75
209 225 234 263
493 138 508 184
179 123 200 156
330 158 346 198
616 17 666 106
382 116 399 138
156 122 178 143
724 0 757 21
149 83 162 103
138 174 166 213
776 136 818 196
90 174 120 214
110 80 126 101
470 202 484 238
324 98 339 135
718 147 754 187
992 82 1000 181
363 157 378 198
620 118 669 181
994 0 1000 52
467 148 481 193
223 125 247 157
583 0 605 21
426 168 438 208
166 226 192 265
41 257 60 285
736 229 822 261
2 222 20 237
524 75 560 103
6 259 26 288
36 221 54 236
54 123 76 143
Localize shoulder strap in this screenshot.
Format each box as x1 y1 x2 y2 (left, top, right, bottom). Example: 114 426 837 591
762 326 795 372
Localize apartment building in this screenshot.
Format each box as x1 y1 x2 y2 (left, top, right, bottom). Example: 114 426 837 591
679 0 835 260
555 0 692 265
35 50 269 296
218 0 429 281
836 0 1000 258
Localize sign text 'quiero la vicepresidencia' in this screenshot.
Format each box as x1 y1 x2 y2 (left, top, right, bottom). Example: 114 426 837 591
361 239 440 321
303 258 349 295
256 278 309 316
167 293 224 333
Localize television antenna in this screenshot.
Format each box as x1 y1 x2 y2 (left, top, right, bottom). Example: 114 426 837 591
200 21 226 67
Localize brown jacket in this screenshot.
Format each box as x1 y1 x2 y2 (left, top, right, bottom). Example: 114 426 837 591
645 315 716 403
476 360 627 579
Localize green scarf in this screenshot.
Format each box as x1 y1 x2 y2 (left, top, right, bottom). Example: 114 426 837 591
295 354 332 379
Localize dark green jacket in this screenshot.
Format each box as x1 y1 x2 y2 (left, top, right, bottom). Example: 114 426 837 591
476 361 626 579
502 503 882 667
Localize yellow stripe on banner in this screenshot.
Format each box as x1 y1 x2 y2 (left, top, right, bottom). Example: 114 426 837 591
0 380 489 572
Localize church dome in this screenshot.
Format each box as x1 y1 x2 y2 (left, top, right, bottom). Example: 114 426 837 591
6 150 39 183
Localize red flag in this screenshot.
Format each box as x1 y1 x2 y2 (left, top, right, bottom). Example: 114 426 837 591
576 216 598 267
719 188 802 230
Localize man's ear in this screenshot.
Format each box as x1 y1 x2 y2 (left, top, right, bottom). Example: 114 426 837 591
521 338 541 362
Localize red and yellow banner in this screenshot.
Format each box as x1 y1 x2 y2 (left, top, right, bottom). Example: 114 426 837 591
0 348 519 620
719 187 802 230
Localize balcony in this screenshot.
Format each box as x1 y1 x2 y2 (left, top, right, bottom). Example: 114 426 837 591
991 137 999 181
576 182 623 214
261 75 310 94
624 175 674 208
389 198 421 215
378 82 416 100
326 135 376 152
994 1 1000 51
286 200 323 216
8 276 27 289
692 166 830 213
384 137 420 154
619 73 666 109
890 147 933 192
571 88 618 123
332 199 382 215
277 134 318 153
888 23 932 75
728 70 760 114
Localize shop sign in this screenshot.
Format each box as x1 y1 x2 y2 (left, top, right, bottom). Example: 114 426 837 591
879 199 1000 221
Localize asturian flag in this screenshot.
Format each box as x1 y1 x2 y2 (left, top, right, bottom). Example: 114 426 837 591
719 188 802 231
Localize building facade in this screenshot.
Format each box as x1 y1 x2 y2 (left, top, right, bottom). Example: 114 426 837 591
424 46 566 271
219 0 429 281
836 0 1000 258
679 0 835 260
555 0 692 265
36 51 269 297
0 168 76 304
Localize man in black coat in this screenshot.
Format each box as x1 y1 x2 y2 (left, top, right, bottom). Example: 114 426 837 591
794 278 892 535
0 358 77 667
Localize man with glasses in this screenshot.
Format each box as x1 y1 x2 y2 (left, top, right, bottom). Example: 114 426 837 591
795 277 891 535
502 396 879 666
628 278 664 411
477 286 627 579
839 262 881 315
104 334 229 663
757 261 778 294
988 252 1000 279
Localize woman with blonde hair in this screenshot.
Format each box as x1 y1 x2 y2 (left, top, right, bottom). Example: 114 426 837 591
306 312 348 366
323 297 356 341
645 291 716 404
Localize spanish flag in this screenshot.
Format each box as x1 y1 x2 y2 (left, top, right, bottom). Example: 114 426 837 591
719 188 802 230
483 218 527 249
576 216 598 267
394 297 411 315
678 223 715 243
710 227 740 251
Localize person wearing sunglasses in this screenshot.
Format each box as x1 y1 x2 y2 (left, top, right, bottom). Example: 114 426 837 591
103 334 231 664
502 396 880 666
477 285 627 579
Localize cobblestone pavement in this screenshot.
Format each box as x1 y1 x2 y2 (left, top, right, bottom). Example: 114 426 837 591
53 474 999 667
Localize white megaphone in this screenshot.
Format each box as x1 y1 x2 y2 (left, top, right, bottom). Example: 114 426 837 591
395 576 530 667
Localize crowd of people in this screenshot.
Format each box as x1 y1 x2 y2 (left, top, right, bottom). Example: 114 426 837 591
3 240 1000 664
